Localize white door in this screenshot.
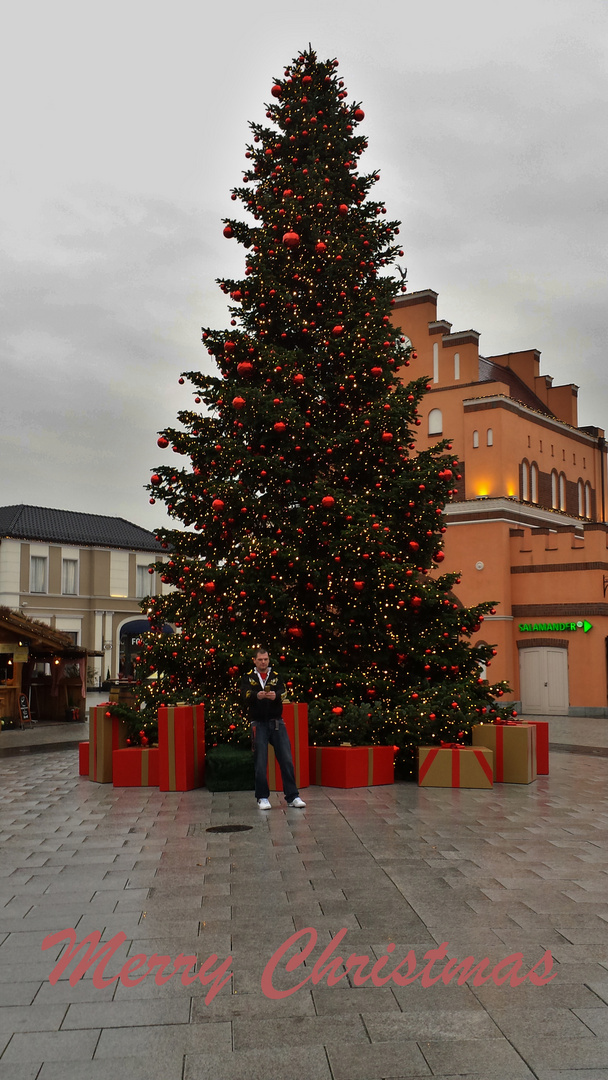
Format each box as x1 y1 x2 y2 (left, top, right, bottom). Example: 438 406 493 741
519 647 569 714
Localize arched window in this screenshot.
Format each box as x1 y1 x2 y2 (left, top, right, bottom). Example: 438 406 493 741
530 462 538 503
551 470 559 509
585 482 592 519
428 408 442 436
472 430 479 448
487 428 493 446
521 460 529 501
578 479 584 516
559 472 566 512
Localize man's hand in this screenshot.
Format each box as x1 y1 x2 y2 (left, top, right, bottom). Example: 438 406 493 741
265 691 276 700
257 690 267 699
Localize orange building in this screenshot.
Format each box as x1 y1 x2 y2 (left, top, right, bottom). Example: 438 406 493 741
391 289 608 716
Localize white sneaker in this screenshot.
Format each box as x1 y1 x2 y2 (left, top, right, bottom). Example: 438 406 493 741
257 798 272 810
287 797 306 808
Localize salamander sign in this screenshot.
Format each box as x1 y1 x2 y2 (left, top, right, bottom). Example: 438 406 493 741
518 620 593 633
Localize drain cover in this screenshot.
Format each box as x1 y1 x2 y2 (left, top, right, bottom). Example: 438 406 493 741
206 824 253 833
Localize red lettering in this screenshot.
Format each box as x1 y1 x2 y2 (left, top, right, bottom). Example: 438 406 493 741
310 928 350 987
343 954 373 986
419 943 450 987
119 955 148 988
525 950 557 986
144 953 174 985
261 927 318 1000
41 928 126 988
369 943 397 986
441 955 493 987
194 954 234 1003
489 953 526 987
386 949 419 986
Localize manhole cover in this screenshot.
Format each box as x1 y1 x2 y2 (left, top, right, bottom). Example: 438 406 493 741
206 824 253 833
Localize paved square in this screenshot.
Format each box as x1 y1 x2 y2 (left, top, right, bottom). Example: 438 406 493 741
1 725 608 1079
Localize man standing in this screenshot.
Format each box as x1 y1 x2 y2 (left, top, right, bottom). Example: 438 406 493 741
240 647 306 810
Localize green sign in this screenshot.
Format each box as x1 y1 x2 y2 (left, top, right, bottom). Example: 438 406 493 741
518 620 592 633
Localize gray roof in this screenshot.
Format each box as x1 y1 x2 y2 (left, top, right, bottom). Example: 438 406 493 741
478 357 555 417
0 505 164 552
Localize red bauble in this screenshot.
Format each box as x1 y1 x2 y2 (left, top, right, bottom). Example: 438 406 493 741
354 108 365 121
321 496 335 508
283 188 294 197
230 290 242 300
338 204 348 216
381 432 393 442
408 541 419 551
411 596 422 608
224 340 236 353
370 366 382 376
332 706 343 715
433 551 445 562
211 499 224 510
237 361 254 376
293 373 305 385
232 396 245 409
157 436 169 448
223 225 233 238
283 231 300 248
271 84 282 98
288 627 303 638
353 581 365 591
273 421 286 432
315 241 327 253
332 325 343 336
203 582 215 593
302 74 312 84
150 474 160 485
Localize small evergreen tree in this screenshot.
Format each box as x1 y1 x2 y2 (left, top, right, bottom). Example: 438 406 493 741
136 47 512 772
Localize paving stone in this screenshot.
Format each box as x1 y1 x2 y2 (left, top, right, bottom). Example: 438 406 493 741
418 1037 535 1075
1 1028 100 1061
184 1045 332 1080
232 1013 368 1049
325 1039 431 1078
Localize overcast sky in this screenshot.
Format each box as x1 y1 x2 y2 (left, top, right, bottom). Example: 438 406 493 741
2 0 606 534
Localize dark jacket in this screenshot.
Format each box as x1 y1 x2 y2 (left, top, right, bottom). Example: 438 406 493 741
240 668 286 722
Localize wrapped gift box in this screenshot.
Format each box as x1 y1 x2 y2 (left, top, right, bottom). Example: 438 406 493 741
79 741 89 776
267 703 309 791
472 722 537 784
309 744 395 788
418 745 493 788
88 705 128 783
113 747 160 787
158 703 205 791
525 720 549 774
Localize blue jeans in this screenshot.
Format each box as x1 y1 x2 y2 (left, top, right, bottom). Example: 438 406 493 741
252 719 299 802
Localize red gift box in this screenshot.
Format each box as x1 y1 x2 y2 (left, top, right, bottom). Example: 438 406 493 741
309 744 395 788
267 703 309 791
418 745 493 788
524 720 549 774
79 741 89 776
88 705 128 783
158 703 205 791
113 747 160 787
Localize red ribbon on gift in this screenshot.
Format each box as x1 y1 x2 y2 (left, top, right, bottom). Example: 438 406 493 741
419 746 492 787
440 742 465 748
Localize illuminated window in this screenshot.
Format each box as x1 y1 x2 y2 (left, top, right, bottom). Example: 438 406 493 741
578 479 584 516
472 430 479 448
530 463 538 503
487 428 493 446
585 482 592 519
428 408 442 436
521 460 529 501
559 473 566 512
551 470 559 509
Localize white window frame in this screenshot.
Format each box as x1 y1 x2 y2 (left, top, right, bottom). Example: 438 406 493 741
428 408 443 436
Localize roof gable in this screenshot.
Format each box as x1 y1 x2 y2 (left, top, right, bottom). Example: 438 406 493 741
0 505 164 552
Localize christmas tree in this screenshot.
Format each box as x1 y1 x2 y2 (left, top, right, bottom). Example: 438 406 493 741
135 47 512 774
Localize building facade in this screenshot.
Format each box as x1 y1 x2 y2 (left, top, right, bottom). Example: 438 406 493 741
0 506 169 686
391 290 608 715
